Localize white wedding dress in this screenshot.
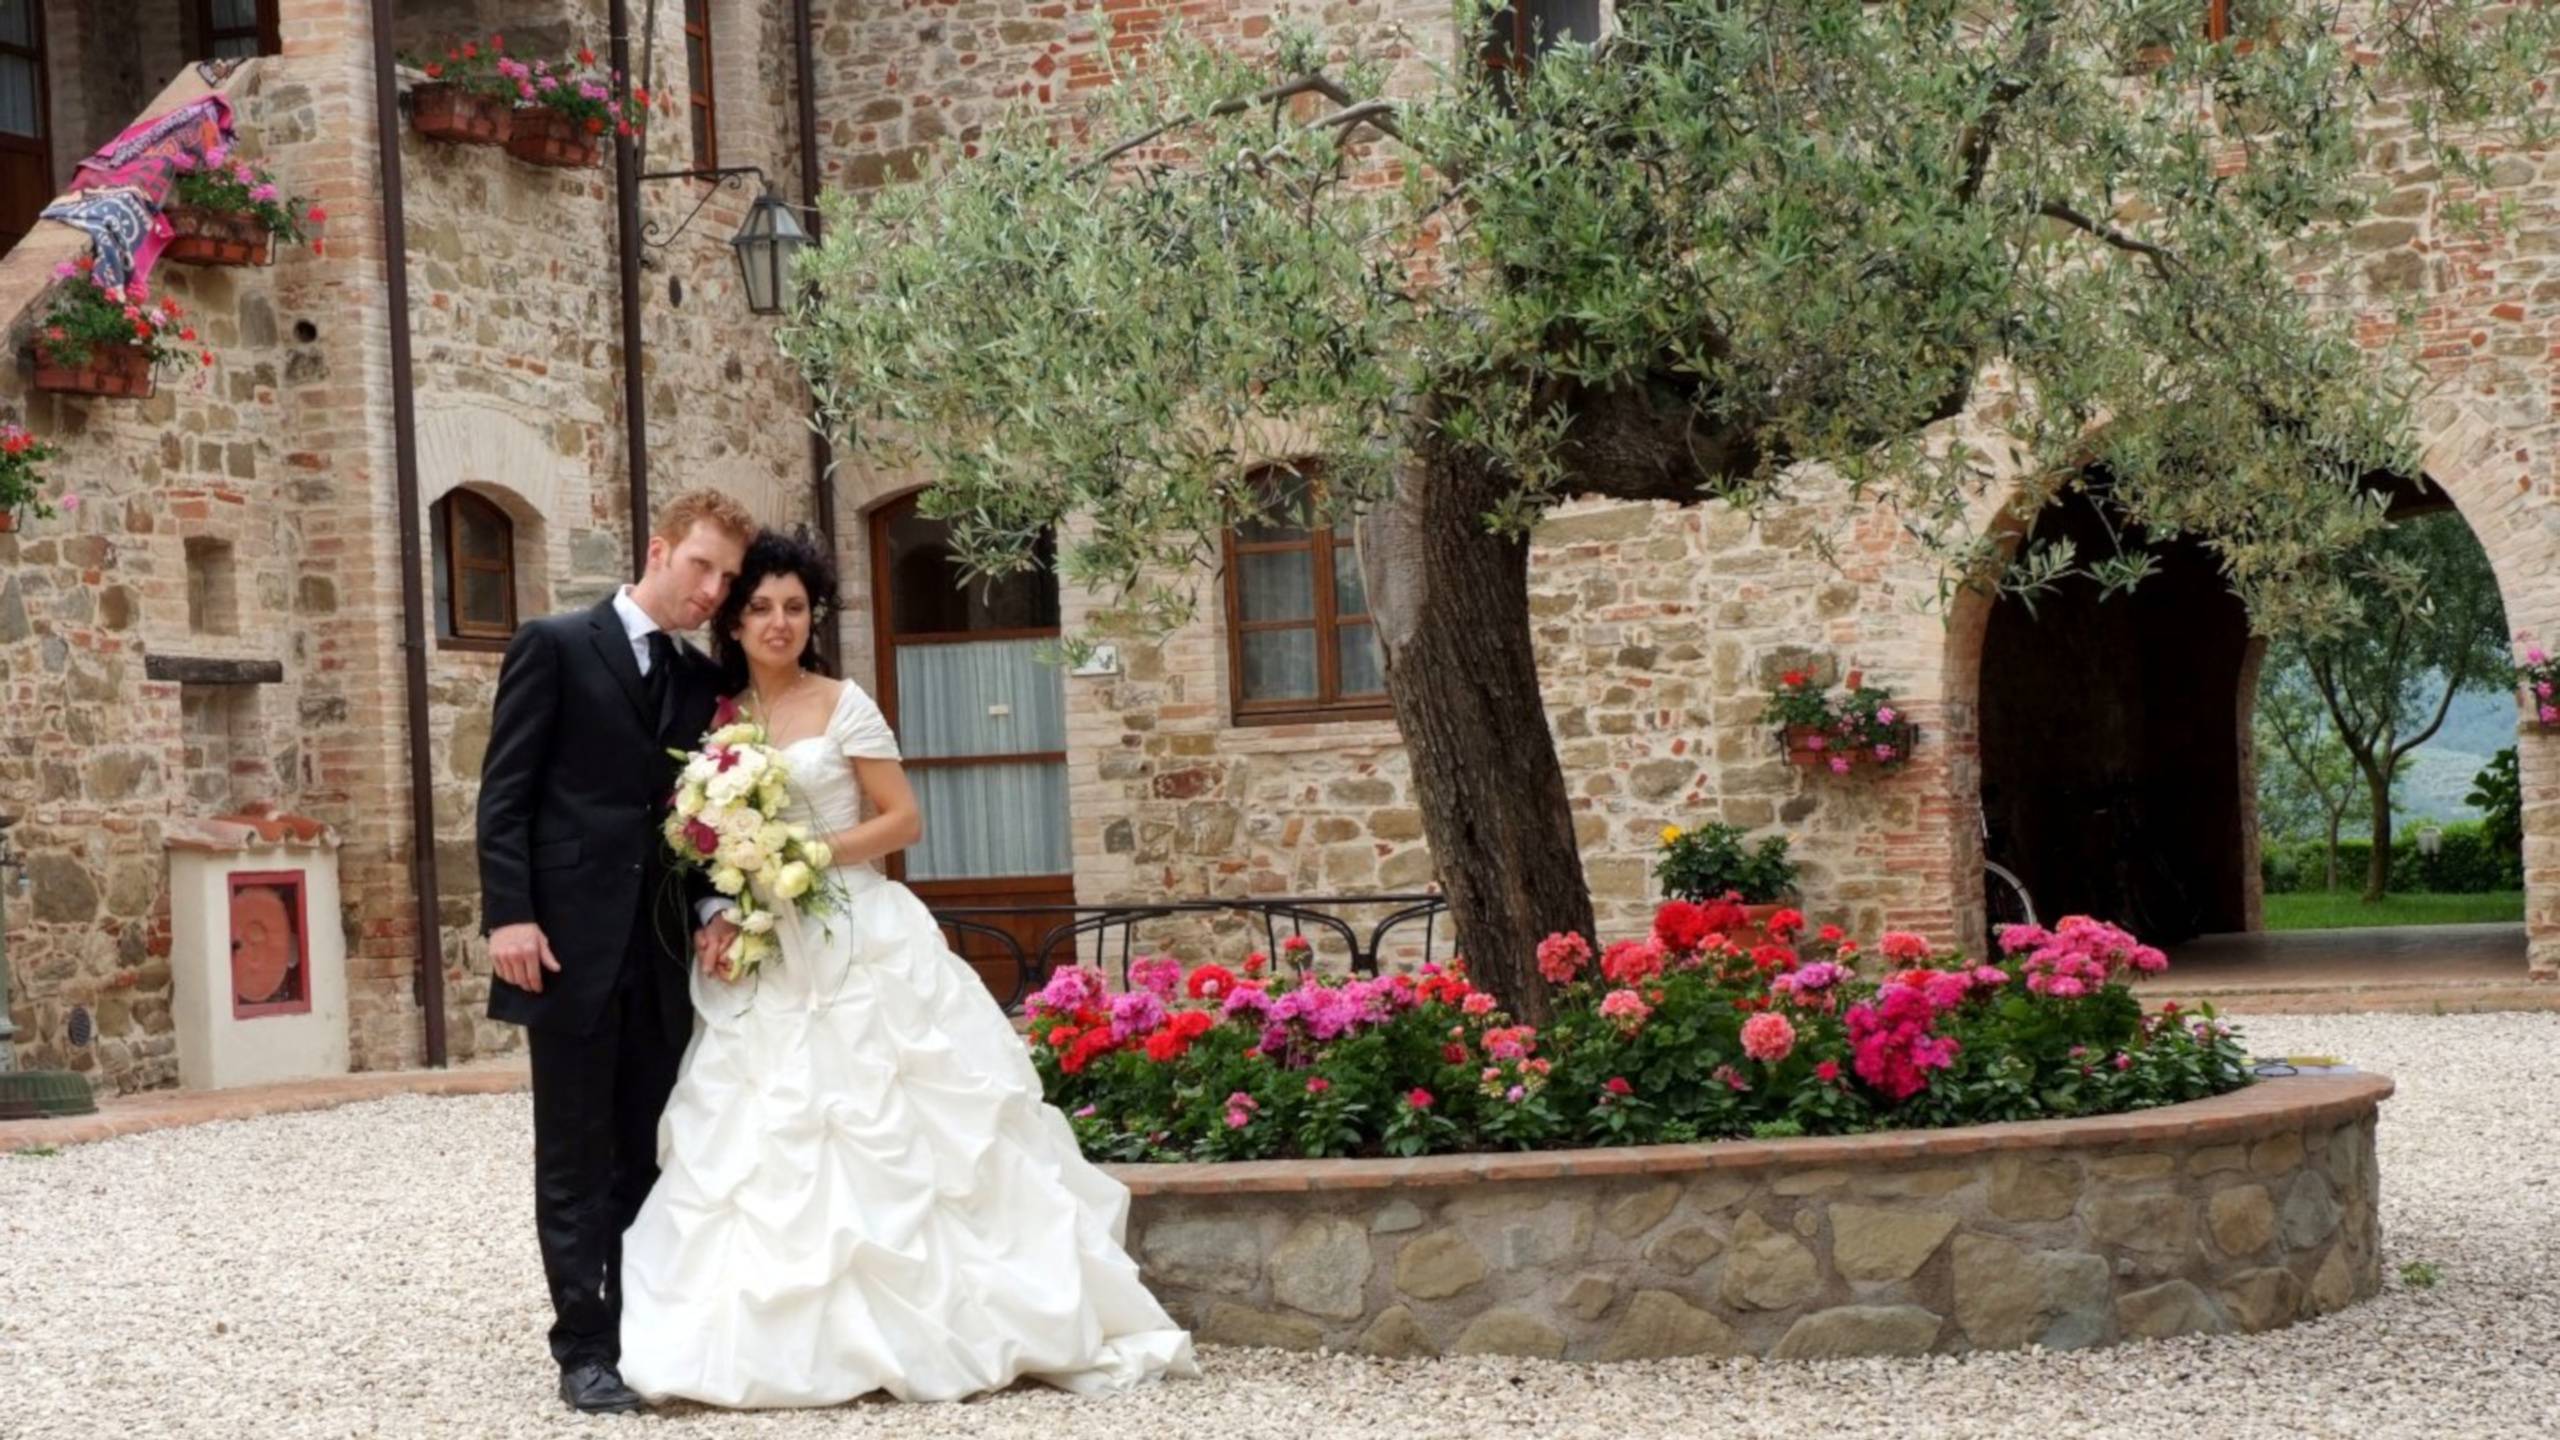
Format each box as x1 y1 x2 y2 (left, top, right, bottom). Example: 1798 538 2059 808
618 681 1197 1408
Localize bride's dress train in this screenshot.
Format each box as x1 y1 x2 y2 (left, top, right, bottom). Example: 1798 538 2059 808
618 682 1196 1407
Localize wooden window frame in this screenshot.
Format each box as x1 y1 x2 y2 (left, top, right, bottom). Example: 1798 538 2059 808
0 0 52 260
434 490 517 652
684 0 718 171
191 0 282 61
1222 467 1392 727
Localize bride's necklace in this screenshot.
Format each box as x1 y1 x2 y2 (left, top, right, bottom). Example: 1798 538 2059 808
749 671 811 729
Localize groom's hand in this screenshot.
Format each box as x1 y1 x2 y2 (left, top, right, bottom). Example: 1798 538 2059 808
695 915 740 977
490 922 560 994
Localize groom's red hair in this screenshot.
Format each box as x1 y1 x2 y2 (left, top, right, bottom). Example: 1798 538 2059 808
654 488 757 547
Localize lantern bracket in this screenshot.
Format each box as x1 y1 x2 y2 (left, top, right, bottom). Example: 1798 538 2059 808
638 165 773 253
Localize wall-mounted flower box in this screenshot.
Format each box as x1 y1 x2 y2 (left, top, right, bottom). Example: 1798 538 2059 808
34 342 157 398
410 81 514 146
504 105 601 169
32 269 212 399
164 206 272 267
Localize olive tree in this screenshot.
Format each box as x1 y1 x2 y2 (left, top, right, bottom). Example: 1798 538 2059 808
787 0 2555 1019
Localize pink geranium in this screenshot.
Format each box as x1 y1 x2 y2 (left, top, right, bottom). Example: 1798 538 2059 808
1535 930 1592 984
1740 1011 1796 1064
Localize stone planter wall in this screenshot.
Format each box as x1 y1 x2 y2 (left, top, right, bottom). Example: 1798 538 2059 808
1107 1073 2389 1362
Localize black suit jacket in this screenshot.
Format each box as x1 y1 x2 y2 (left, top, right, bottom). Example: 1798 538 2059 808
476 595 723 1039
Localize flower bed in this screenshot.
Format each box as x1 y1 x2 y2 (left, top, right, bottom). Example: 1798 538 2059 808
1110 1071 2387 1360
1036 908 2242 1165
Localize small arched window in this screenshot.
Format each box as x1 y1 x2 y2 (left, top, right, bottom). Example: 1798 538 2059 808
432 489 517 646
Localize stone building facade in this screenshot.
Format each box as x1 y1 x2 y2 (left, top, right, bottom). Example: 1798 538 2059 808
1 0 2552 1095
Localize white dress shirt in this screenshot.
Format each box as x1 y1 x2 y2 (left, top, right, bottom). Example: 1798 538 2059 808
611 586 665 675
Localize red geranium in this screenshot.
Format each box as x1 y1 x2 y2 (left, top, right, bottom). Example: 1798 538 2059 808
1184 964 1237 1000
1652 900 1712 954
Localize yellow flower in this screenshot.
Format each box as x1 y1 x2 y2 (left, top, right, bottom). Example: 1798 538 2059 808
1660 825 1684 847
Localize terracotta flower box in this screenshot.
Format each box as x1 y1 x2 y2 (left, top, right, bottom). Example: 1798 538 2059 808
163 205 272 267
0 508 18 534
504 106 601 169
34 344 156 399
1782 724 1836 769
411 82 514 146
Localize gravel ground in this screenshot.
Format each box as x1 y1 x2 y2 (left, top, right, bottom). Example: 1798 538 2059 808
3 1013 2555 1440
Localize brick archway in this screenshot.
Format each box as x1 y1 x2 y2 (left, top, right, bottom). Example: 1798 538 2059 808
1938 401 2557 977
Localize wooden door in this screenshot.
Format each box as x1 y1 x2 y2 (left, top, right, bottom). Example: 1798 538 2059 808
0 0 51 257
869 493 1075 1002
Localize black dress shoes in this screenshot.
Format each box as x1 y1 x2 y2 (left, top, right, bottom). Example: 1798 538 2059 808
559 1360 647 1414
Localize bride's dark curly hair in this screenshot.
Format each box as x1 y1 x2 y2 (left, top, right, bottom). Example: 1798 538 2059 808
713 529 840 692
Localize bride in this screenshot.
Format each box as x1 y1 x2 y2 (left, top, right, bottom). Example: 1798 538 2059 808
617 531 1198 1408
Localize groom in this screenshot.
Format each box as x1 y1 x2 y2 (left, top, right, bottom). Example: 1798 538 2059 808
476 488 755 1413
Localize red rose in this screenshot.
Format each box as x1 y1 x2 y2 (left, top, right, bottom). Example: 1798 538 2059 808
684 819 720 855
1441 1042 1466 1064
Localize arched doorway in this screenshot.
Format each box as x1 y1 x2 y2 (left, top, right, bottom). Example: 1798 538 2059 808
1965 465 2534 978
866 492 1074 997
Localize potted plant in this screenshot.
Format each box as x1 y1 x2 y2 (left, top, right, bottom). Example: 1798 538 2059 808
1765 667 1918 775
162 151 324 267
1765 668 1840 768
2518 637 2558 731
502 46 643 169
1654 822 1798 930
31 267 212 399
407 35 517 146
0 423 61 534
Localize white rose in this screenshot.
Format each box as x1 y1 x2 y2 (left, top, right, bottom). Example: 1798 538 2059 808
755 821 790 854
712 723 760 747
799 839 834 870
739 909 776 935
673 787 705 818
772 861 815 900
710 864 746 897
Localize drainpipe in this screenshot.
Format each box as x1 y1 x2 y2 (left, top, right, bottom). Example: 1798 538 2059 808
611 0 653 568
372 0 448 1066
791 0 839 670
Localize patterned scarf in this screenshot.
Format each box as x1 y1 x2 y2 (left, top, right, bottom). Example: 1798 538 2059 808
38 82 238 290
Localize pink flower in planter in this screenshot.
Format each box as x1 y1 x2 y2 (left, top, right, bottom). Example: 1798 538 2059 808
1536 929 1592 983
2529 646 2549 665
1828 756 1852 775
1128 954 1181 998
1598 987 1652 1034
1740 1011 1796 1064
2542 705 2558 725
1804 733 1827 751
1877 706 1897 724
1873 744 1897 762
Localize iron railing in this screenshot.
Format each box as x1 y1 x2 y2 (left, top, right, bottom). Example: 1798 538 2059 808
929 891 1452 1011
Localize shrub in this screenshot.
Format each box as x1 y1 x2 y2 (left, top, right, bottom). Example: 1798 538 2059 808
1654 822 1798 904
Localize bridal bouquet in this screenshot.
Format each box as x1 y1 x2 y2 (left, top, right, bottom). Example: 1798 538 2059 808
662 700 836 980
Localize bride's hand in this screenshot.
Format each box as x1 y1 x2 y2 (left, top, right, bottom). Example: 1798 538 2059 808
695 915 741 978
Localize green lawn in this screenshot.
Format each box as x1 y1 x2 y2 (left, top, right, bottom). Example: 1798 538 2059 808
2260 890 2526 931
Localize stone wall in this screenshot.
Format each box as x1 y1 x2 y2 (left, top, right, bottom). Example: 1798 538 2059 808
1111 1073 2390 1361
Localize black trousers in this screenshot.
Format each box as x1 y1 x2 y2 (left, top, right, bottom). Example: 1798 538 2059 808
526 946 685 1370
